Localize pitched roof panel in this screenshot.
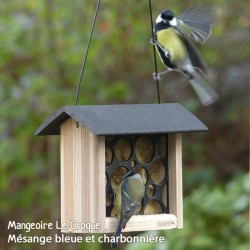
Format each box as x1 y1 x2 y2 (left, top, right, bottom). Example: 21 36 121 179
35 104 207 136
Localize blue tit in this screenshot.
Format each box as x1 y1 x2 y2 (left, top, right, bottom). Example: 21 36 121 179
111 171 145 248
152 6 218 106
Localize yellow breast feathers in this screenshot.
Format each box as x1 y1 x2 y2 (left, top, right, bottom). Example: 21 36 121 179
157 28 187 61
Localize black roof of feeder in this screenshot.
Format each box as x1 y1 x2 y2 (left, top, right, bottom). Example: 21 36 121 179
35 103 207 136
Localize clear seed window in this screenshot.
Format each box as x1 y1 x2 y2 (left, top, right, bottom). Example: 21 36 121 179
105 135 169 217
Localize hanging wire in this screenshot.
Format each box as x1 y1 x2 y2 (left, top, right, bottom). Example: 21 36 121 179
75 0 159 105
75 0 101 105
148 0 161 104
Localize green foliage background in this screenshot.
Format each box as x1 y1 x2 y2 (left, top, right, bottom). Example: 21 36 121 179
0 0 249 249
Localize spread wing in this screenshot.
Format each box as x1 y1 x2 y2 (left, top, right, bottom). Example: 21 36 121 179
182 36 208 75
177 6 216 44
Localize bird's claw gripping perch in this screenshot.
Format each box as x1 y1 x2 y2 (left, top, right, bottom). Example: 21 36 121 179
149 38 158 46
153 72 162 81
149 39 168 57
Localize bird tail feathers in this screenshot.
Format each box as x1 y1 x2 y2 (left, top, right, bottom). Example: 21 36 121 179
111 218 123 248
189 71 218 106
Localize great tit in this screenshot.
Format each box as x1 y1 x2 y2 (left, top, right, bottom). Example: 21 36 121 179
111 171 145 248
151 6 218 106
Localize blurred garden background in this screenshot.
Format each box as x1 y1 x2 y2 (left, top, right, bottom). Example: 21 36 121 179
0 0 249 249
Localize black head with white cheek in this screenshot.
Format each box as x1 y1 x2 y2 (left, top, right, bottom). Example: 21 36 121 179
155 9 177 32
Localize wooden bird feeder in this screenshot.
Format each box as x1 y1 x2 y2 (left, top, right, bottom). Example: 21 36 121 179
35 103 207 234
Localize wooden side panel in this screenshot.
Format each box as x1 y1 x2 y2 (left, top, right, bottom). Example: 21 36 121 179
60 118 105 233
60 118 73 231
168 133 183 228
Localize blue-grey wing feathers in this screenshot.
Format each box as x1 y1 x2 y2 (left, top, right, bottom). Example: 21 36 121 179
120 181 139 228
177 6 216 44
